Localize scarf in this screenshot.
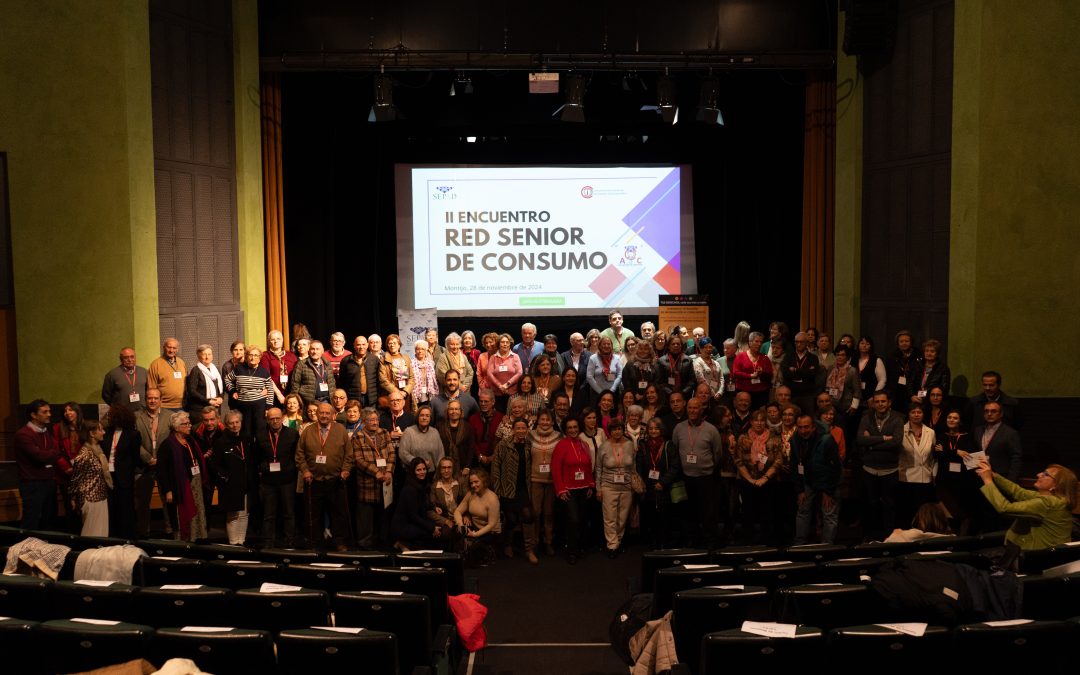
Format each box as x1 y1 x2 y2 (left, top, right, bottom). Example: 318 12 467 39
749 429 770 470
197 361 222 399
826 364 846 393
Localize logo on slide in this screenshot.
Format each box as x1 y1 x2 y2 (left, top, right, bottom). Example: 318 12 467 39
580 186 593 198
618 245 644 266
432 186 457 200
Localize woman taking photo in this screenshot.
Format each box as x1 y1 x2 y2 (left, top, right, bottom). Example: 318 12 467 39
551 417 596 564
529 409 563 557
976 458 1078 551
454 468 502 555
487 333 523 412
595 419 636 557
185 344 224 417
70 420 112 536
491 418 536 563
379 334 416 411
636 417 680 549
391 458 444 552
157 412 208 542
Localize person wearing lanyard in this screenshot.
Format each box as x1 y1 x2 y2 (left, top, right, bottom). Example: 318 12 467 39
551 417 596 565
491 418 535 563
102 403 141 540
586 337 623 402
256 407 299 548
291 340 336 406
297 402 354 551
595 419 636 558
102 347 148 411
657 335 697 404
147 337 188 412
635 417 681 549
157 412 209 542
528 409 563 559
260 329 299 408
211 410 252 545
672 398 723 549
379 392 416 450
352 407 396 549
731 332 773 411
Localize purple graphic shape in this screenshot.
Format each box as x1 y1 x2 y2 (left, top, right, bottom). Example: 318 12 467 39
621 170 681 264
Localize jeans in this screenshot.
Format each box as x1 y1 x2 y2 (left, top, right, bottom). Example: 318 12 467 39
862 469 898 541
561 487 591 555
19 479 56 530
794 487 840 544
260 481 296 546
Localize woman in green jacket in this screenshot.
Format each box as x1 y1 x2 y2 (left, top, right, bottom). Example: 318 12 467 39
975 458 1077 551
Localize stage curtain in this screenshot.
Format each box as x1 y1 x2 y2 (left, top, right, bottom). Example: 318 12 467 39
261 73 289 334
800 70 836 335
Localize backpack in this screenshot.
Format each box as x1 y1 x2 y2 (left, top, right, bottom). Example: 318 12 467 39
869 558 973 626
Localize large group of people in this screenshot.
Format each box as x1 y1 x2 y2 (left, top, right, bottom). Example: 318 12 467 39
12 311 1077 563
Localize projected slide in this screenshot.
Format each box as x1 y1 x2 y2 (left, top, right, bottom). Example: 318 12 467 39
409 166 688 312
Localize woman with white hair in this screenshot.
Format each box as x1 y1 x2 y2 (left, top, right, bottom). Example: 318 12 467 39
157 411 209 542
411 340 438 406
436 332 475 392
184 344 224 416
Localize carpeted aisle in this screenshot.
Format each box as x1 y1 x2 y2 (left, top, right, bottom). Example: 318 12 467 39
461 544 644 675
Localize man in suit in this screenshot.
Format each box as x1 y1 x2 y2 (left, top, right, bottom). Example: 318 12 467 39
968 370 1023 430
134 388 174 537
972 401 1022 482
102 347 149 411
379 391 416 451
256 407 299 547
338 335 381 407
296 402 353 550
559 332 590 375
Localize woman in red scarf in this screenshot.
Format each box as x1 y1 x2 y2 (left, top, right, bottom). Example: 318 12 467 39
734 410 782 545
156 411 209 542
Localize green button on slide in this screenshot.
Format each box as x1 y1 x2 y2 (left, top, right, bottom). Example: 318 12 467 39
519 297 566 307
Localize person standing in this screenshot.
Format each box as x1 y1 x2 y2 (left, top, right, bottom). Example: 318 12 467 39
102 347 148 411
211 410 252 545
156 412 209 542
291 340 335 406
338 335 380 407
148 338 188 412
857 391 904 540
595 419 636 557
352 408 395 549
599 310 635 354
15 400 62 529
184 344 224 417
672 398 723 548
103 403 142 539
260 330 298 408
225 345 274 442
255 407 298 548
791 414 842 544
551 418 596 565
134 389 172 537
296 402 354 551
70 420 113 536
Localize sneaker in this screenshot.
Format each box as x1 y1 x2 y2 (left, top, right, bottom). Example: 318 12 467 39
503 546 514 558
526 551 539 565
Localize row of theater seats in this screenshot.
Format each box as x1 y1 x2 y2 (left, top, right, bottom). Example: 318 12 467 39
0 527 466 674
0 617 412 674
639 544 1080 675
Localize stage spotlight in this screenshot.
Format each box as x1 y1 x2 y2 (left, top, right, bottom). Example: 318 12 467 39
695 77 724 125
553 74 587 123
640 75 678 125
368 74 398 122
450 73 474 96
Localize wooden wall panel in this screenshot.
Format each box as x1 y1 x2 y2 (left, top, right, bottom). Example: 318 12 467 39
860 0 953 355
151 0 241 368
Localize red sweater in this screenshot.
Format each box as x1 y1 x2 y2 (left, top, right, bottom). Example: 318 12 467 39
15 424 63 481
551 437 596 496
731 350 774 393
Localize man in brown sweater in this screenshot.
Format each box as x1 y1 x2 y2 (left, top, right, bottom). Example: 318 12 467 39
147 337 187 412
296 402 353 550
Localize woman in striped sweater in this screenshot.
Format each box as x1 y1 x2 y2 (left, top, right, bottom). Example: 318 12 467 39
225 345 274 442
528 408 563 557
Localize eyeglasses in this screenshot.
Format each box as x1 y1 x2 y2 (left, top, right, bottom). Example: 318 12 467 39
1038 471 1058 483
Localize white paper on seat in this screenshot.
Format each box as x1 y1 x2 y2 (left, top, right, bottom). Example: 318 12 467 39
399 550 444 555
71 618 120 625
983 619 1034 627
74 580 115 587
181 626 235 632
836 557 870 562
315 626 365 634
227 560 260 564
741 621 798 638
152 556 182 561
361 590 404 596
1063 540 1080 547
682 564 720 570
807 583 844 586
399 566 428 570
160 585 203 590
0 617 9 621
311 563 346 568
916 551 951 556
706 585 745 590
260 583 302 593
754 560 794 567
874 623 927 637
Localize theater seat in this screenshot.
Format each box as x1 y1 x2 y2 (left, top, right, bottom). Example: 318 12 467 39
334 591 433 674
736 561 818 590
712 545 787 566
38 618 152 674
189 542 256 561
700 626 825 671
134 585 232 627
953 619 1078 670
827 624 950 671
204 559 282 589
322 550 395 567
0 617 38 669
671 586 771 675
0 574 50 621
817 557 892 584
395 551 466 595
651 564 736 618
152 626 276 673
136 555 208 586
232 587 331 632
364 566 449 630
257 547 322 565
782 543 849 563
278 627 398 675
283 562 366 595
640 548 709 592
775 584 881 629
50 580 139 623
138 538 196 558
